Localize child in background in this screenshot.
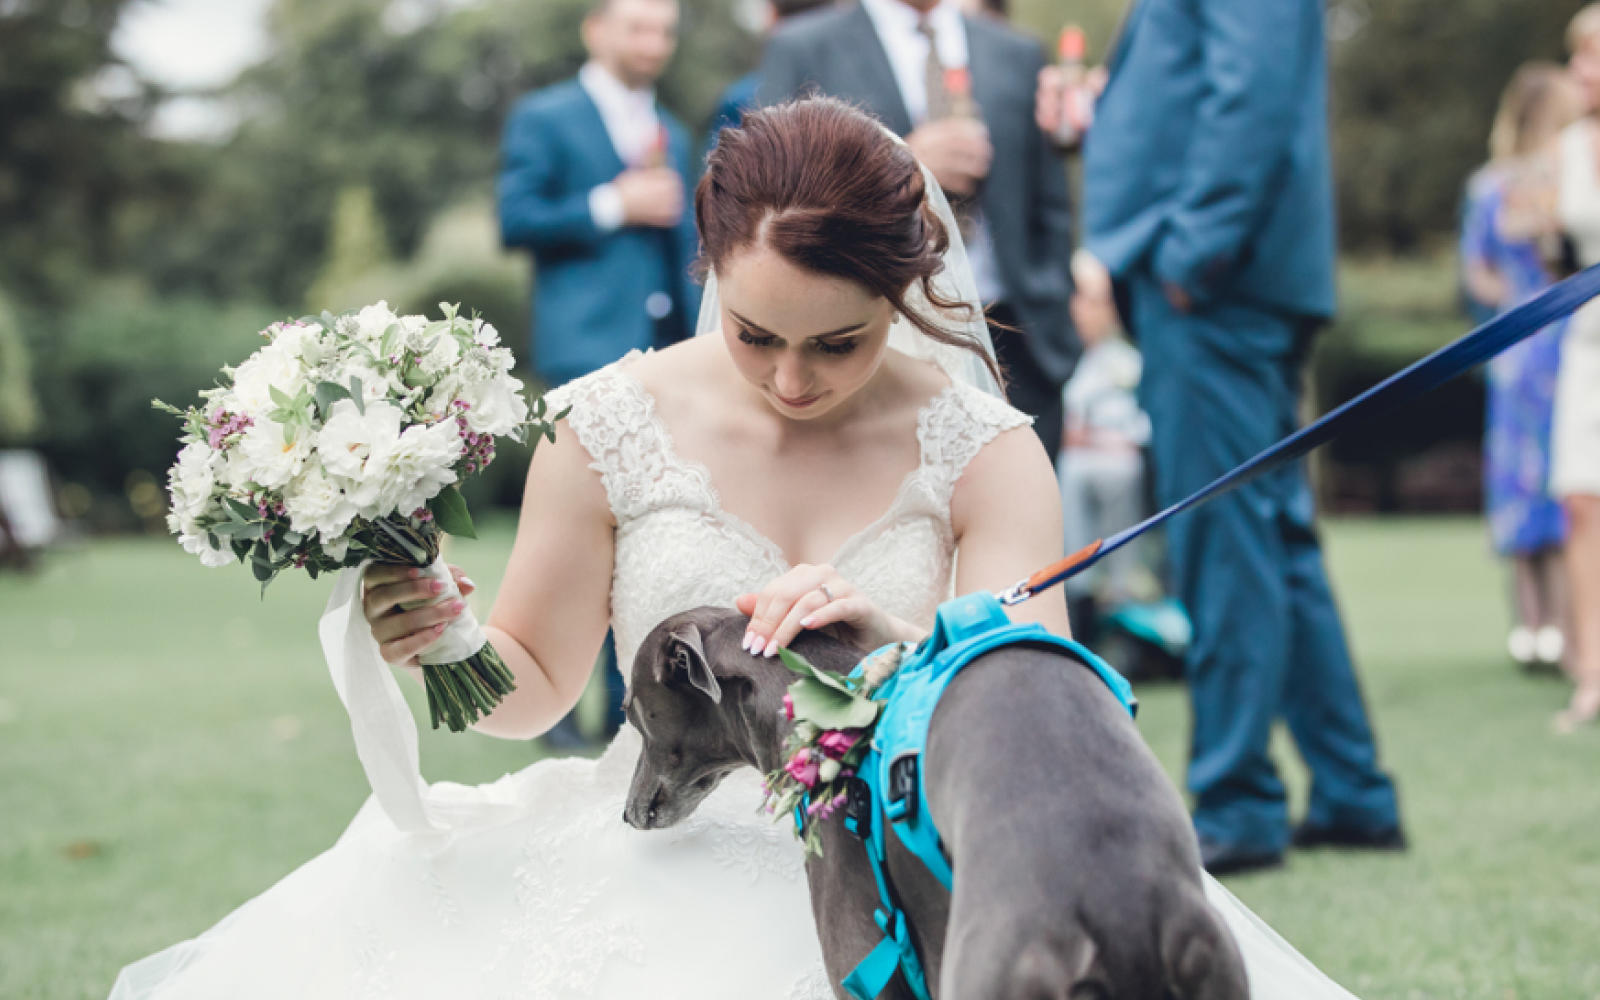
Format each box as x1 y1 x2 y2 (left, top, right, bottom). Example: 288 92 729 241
1057 250 1159 619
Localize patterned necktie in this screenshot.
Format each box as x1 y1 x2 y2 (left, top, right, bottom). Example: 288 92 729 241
917 18 951 123
915 15 978 235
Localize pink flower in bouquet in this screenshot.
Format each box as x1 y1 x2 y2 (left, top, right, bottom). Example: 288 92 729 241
784 749 820 788
816 729 860 759
781 692 795 721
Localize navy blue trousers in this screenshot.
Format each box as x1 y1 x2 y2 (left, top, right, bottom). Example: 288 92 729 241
1125 276 1400 852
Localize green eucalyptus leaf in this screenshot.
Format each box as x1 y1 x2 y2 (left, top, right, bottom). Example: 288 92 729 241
380 322 403 361
426 485 476 539
314 380 350 420
788 680 880 731
777 649 855 695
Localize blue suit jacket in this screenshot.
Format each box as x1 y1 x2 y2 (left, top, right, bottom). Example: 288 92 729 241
1083 0 1336 319
497 79 703 386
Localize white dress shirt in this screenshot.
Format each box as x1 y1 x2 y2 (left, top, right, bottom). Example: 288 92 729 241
859 0 1004 302
579 61 662 233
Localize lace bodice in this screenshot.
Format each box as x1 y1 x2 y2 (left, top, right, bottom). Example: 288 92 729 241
545 351 1030 673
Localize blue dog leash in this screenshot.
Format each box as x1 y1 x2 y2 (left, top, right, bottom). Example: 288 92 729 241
998 262 1600 605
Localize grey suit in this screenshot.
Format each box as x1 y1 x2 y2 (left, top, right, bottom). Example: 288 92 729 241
758 3 1077 444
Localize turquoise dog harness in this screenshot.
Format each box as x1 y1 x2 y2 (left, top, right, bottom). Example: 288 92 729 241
801 591 1137 1000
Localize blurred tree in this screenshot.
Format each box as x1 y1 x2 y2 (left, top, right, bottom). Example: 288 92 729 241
1330 0 1577 252
127 0 748 306
306 185 395 312
0 0 169 303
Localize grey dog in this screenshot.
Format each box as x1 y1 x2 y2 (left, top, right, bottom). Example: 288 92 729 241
622 606 1249 1000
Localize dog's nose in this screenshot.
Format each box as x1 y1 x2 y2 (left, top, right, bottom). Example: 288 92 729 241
622 798 661 830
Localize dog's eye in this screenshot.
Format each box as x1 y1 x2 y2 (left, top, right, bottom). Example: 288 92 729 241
693 774 716 791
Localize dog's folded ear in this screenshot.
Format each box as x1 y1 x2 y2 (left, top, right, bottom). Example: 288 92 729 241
659 623 721 704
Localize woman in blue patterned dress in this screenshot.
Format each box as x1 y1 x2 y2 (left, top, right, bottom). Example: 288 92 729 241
1461 63 1584 669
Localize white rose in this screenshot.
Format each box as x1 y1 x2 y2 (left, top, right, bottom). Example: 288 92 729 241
415 331 462 377
283 465 358 543
485 345 518 376
235 416 310 489
270 321 325 362
354 301 400 346
317 399 403 513
177 526 235 568
368 418 463 515
458 374 528 436
168 441 219 522
340 358 406 405
471 319 501 348
423 372 465 422
230 342 306 417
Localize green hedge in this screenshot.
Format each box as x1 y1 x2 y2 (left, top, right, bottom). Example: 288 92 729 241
0 287 40 446
21 284 281 526
1310 252 1485 512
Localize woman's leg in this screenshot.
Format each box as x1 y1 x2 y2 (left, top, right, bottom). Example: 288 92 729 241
1508 555 1541 665
1556 496 1600 730
1532 547 1569 668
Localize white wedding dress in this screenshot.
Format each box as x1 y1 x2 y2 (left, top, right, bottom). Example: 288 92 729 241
110 354 1359 1000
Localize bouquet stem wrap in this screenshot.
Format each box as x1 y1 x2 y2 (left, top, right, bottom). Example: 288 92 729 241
405 555 516 732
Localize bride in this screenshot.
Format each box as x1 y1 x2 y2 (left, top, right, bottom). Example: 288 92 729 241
111 97 1358 999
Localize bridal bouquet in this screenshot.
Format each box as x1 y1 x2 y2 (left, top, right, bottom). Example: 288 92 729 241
156 301 565 732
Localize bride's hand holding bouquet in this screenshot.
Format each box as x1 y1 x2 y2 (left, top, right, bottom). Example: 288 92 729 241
157 301 565 732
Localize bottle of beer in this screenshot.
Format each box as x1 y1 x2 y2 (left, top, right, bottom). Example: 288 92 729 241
943 66 979 121
939 67 980 240
1053 25 1092 149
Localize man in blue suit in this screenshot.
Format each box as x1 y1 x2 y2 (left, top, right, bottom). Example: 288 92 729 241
498 0 701 391
1052 0 1404 873
498 0 700 748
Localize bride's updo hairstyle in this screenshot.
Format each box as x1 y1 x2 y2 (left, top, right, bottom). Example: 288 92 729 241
695 97 1003 387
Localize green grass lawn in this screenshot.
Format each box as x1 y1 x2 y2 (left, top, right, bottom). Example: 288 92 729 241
3 517 1597 999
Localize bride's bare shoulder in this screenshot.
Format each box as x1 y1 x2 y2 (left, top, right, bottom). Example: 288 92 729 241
883 349 957 407
620 336 724 398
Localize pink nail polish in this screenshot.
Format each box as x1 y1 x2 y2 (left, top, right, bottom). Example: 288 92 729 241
800 615 815 628
430 580 445 594
763 639 778 657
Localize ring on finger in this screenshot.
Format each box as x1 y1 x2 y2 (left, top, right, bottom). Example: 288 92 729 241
817 582 835 603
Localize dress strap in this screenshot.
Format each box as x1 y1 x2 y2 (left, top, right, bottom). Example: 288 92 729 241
544 355 714 523
915 381 1031 504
